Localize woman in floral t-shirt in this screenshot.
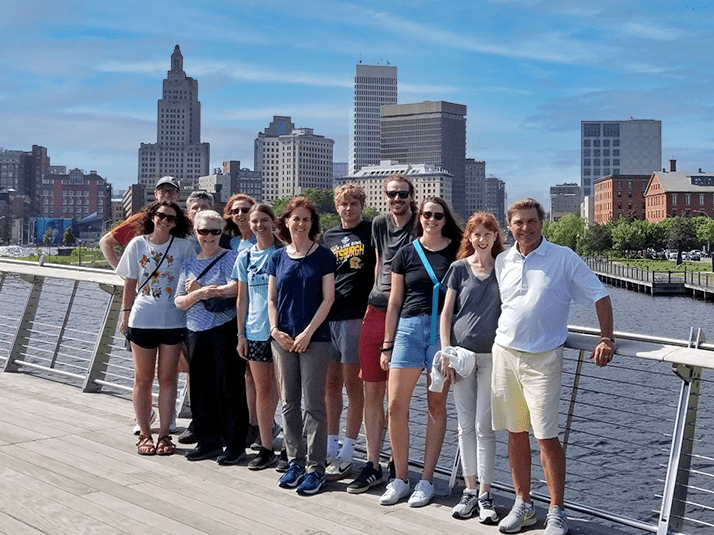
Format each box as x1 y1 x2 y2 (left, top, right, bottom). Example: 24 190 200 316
116 201 195 456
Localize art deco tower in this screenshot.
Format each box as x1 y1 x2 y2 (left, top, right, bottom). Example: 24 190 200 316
138 45 210 188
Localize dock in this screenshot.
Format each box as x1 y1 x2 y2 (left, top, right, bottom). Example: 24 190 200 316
0 371 626 535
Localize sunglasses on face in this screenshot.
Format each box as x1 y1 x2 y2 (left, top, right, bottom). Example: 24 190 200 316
420 211 445 221
231 207 251 215
196 228 222 236
155 212 177 223
386 190 410 199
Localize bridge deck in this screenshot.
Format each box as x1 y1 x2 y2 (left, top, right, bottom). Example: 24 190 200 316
0 372 624 535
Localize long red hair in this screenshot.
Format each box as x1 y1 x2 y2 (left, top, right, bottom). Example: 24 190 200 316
457 212 505 260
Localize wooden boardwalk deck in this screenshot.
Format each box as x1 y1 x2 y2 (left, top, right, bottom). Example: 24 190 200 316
0 372 624 535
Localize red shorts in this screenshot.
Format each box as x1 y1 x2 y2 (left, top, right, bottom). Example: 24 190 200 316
358 305 388 383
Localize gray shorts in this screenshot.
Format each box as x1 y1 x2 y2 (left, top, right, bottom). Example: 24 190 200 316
328 319 361 365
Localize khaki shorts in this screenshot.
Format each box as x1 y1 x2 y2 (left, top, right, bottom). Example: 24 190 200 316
490 344 563 440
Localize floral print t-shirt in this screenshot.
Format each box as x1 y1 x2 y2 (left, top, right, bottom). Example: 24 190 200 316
116 235 196 329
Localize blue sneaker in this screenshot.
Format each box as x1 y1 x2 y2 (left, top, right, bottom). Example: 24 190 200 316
296 471 325 495
278 461 305 488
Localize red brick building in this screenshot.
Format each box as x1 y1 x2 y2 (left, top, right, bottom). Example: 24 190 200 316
645 169 714 222
593 174 650 224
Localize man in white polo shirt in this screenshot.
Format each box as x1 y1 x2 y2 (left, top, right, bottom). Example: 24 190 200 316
493 198 616 535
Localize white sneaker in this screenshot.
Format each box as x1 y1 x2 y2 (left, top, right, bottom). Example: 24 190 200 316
478 491 499 523
452 489 479 519
544 505 568 535
380 478 411 505
408 479 434 507
325 457 353 481
133 409 157 435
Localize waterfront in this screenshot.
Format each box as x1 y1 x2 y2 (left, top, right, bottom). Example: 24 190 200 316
0 265 711 534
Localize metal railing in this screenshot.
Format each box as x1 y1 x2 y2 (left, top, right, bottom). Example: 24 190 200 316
586 257 714 291
0 258 712 534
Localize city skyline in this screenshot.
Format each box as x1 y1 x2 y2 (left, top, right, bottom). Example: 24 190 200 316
2 1 714 209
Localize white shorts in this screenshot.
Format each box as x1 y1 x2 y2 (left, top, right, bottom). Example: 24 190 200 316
490 343 563 440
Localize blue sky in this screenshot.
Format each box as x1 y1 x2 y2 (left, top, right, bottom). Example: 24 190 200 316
2 0 714 208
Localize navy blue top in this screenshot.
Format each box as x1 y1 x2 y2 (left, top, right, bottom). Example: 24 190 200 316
267 245 336 342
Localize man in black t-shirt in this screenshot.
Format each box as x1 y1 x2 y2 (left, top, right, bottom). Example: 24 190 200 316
322 185 375 482
346 174 417 494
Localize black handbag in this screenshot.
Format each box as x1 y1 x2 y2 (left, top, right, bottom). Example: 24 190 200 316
195 251 235 313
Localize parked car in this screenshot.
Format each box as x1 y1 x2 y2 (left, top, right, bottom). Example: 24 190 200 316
688 250 701 261
666 250 678 260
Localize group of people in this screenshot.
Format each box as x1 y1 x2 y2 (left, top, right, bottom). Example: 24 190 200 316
104 173 617 535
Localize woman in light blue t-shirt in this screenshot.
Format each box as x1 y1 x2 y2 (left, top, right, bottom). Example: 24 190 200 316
235 203 283 471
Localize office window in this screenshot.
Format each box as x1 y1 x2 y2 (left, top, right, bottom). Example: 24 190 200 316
584 124 601 137
594 140 601 147
583 140 591 147
603 123 620 137
603 139 610 147
672 194 678 205
685 194 691 206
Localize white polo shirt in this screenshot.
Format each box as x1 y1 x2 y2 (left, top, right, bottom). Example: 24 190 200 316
494 237 608 353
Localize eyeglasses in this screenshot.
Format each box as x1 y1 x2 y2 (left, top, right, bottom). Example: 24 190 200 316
420 211 445 221
155 212 177 223
386 190 411 199
196 228 222 236
231 207 251 215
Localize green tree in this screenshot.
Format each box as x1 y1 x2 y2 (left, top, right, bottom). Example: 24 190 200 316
42 229 52 245
271 189 339 233
697 218 714 245
667 216 697 252
542 214 584 251
580 223 612 255
62 226 75 245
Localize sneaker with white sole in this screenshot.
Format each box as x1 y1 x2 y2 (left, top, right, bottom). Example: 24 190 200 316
452 489 479 519
296 471 325 495
325 458 353 481
380 478 410 505
346 461 383 494
408 479 434 507
544 505 568 535
499 496 537 533
133 409 157 435
478 491 499 523
278 461 306 488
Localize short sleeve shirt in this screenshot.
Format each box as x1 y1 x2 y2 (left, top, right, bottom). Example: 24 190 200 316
110 213 144 247
368 213 416 310
443 259 501 353
115 235 196 329
233 244 277 341
494 238 608 353
322 220 375 321
176 249 238 332
391 239 459 318
230 234 257 253
267 245 336 342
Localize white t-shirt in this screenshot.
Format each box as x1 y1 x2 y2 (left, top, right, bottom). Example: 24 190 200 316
116 235 196 329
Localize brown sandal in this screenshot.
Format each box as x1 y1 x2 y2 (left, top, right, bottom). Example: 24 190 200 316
156 435 176 456
137 434 156 455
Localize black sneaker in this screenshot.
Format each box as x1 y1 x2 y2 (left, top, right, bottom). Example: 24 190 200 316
185 444 222 461
275 448 289 472
177 420 196 444
245 424 259 449
248 447 278 471
346 461 384 494
217 448 246 466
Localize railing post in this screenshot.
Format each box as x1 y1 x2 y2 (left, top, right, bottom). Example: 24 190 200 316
657 363 702 534
4 275 44 373
562 349 586 455
83 283 122 393
49 280 80 368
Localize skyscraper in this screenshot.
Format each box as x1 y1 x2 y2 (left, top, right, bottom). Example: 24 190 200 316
580 119 661 198
348 63 397 176
380 101 466 216
255 116 334 201
138 45 209 188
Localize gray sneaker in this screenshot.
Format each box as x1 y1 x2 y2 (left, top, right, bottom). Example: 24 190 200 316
544 505 568 535
478 491 499 523
452 489 479 519
499 496 536 533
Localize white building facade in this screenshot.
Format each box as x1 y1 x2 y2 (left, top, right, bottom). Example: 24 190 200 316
580 119 661 198
348 64 397 176
255 117 334 201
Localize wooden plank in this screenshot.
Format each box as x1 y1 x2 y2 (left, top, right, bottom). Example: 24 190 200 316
0 511 45 535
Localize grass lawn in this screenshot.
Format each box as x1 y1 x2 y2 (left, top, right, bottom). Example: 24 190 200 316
610 257 712 272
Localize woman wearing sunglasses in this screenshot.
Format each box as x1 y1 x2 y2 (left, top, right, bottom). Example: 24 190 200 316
379 196 463 507
440 212 504 523
223 193 257 253
117 201 194 456
174 210 248 464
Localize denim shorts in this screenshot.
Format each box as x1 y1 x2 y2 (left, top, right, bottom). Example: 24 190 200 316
328 319 361 364
390 314 440 370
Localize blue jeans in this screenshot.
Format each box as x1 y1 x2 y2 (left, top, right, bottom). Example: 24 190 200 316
390 314 440 370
